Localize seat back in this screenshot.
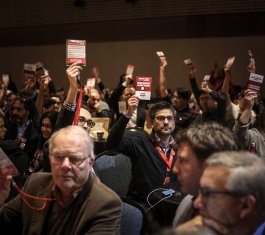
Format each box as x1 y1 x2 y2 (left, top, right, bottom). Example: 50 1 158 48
120 199 147 235
93 151 132 197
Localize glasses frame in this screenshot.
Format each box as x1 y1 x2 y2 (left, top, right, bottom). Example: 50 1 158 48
198 187 244 205
78 117 95 128
155 115 175 123
50 154 88 166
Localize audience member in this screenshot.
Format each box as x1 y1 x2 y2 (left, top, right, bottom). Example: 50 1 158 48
172 122 240 227
233 89 264 157
177 151 265 235
108 74 146 128
158 57 198 134
172 88 198 134
0 125 122 234
0 113 27 202
85 88 111 118
27 111 58 174
222 61 256 129
187 64 227 125
107 97 179 204
6 96 40 163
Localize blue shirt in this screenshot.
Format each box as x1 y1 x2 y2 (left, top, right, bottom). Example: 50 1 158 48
253 222 265 235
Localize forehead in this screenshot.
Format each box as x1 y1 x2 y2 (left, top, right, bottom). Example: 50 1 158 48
53 133 87 152
42 117 51 124
155 109 174 116
90 90 100 97
51 96 60 102
80 108 92 119
199 93 212 99
201 165 230 189
13 100 25 108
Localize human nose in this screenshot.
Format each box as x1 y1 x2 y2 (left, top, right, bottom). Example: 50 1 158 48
61 157 72 168
193 193 204 210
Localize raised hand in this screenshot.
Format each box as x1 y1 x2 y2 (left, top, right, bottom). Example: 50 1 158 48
66 62 83 89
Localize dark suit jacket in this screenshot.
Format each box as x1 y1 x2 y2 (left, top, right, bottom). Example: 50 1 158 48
0 172 122 235
6 120 40 163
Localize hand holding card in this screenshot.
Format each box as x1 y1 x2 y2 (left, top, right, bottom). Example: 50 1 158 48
225 57 235 68
184 59 196 78
126 65 134 76
156 51 167 67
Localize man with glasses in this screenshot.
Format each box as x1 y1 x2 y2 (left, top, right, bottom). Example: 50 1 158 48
172 122 239 228
107 97 178 206
177 151 265 235
0 125 122 234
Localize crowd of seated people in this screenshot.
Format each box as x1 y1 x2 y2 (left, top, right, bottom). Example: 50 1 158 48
0 54 264 235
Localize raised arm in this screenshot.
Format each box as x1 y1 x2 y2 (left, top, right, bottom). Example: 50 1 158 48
187 65 202 109
159 58 168 98
233 90 257 149
107 96 139 149
55 62 82 130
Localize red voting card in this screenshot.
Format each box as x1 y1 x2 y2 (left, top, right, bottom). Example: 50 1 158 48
66 39 86 66
135 76 152 100
247 73 264 95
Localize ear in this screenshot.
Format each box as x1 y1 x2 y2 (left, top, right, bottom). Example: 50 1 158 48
89 157 94 166
239 195 256 219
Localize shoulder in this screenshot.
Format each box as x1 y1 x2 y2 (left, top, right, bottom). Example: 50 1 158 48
24 172 53 188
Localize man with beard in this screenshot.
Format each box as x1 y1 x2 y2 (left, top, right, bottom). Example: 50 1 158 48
6 96 40 164
107 97 179 205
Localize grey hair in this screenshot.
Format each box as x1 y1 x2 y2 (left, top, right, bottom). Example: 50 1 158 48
48 125 95 160
206 151 265 218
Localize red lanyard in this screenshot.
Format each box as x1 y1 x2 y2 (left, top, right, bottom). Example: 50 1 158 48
155 144 175 172
12 180 72 211
73 86 83 125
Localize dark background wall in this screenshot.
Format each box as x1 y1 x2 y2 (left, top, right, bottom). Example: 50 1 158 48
0 0 264 93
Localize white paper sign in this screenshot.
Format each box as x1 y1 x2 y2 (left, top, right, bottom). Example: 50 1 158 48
118 101 127 114
126 65 134 75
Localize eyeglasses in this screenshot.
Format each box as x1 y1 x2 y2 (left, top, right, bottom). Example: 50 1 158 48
78 117 95 128
50 155 88 166
198 187 243 205
155 115 174 122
